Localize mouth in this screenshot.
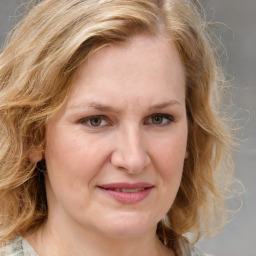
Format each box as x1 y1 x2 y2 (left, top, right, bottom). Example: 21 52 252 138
98 182 154 191
100 187 148 192
97 182 154 204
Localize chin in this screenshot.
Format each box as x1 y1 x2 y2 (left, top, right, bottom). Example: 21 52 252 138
95 212 158 238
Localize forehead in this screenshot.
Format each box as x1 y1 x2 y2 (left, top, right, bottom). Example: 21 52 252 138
77 34 184 85
65 34 186 110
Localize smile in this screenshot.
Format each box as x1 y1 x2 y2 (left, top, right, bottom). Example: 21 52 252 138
97 183 154 204
104 188 146 192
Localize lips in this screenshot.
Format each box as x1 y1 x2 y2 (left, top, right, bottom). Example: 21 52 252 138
107 188 146 192
97 182 154 204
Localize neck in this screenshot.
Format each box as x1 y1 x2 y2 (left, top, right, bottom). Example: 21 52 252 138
26 217 174 256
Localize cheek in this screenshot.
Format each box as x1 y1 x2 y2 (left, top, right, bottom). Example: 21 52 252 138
147 138 186 219
150 127 187 203
45 128 107 175
153 133 187 174
44 128 114 206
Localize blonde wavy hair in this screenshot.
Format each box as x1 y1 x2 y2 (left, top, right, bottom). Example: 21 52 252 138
0 0 234 250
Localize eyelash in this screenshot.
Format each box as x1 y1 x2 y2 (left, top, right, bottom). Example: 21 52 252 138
79 113 175 128
145 114 174 126
79 115 109 128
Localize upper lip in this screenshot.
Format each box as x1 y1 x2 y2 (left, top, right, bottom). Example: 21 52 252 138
98 182 154 189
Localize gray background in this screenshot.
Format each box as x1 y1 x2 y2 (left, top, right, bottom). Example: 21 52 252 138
0 1 255 256
198 1 256 256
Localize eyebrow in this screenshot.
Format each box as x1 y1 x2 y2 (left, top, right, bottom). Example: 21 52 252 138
69 100 183 113
148 100 183 111
69 102 120 113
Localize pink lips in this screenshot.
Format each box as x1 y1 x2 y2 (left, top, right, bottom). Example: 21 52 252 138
97 182 154 204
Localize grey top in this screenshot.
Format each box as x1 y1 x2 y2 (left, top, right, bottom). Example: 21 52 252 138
0 237 37 256
0 236 206 256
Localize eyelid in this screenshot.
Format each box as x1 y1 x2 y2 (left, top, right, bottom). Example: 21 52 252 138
77 113 175 128
151 113 174 120
78 115 110 127
144 113 175 125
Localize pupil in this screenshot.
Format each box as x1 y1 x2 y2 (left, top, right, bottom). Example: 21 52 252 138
153 116 162 124
90 118 101 126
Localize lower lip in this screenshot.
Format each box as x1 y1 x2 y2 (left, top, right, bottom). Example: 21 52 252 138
98 187 153 204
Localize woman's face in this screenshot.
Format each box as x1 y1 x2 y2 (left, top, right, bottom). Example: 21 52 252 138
42 34 188 238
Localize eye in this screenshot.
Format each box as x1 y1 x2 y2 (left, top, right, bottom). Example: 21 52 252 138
145 114 174 126
151 115 164 124
79 115 108 127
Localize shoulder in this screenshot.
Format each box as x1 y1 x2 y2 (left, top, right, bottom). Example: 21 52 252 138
177 237 208 256
190 245 207 256
0 236 24 256
0 236 37 256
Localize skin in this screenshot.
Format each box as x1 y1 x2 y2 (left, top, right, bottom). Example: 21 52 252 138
28 34 188 256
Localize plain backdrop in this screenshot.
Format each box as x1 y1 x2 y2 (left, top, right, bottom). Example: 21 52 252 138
0 1 255 256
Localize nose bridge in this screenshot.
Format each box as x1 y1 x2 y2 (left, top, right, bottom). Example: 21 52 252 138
111 123 150 172
124 123 142 155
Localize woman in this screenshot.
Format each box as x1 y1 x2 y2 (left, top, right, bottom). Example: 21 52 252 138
0 0 235 255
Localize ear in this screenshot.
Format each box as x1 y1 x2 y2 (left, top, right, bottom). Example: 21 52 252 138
27 148 43 163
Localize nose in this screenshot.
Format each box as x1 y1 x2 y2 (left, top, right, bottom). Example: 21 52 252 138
110 125 150 173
